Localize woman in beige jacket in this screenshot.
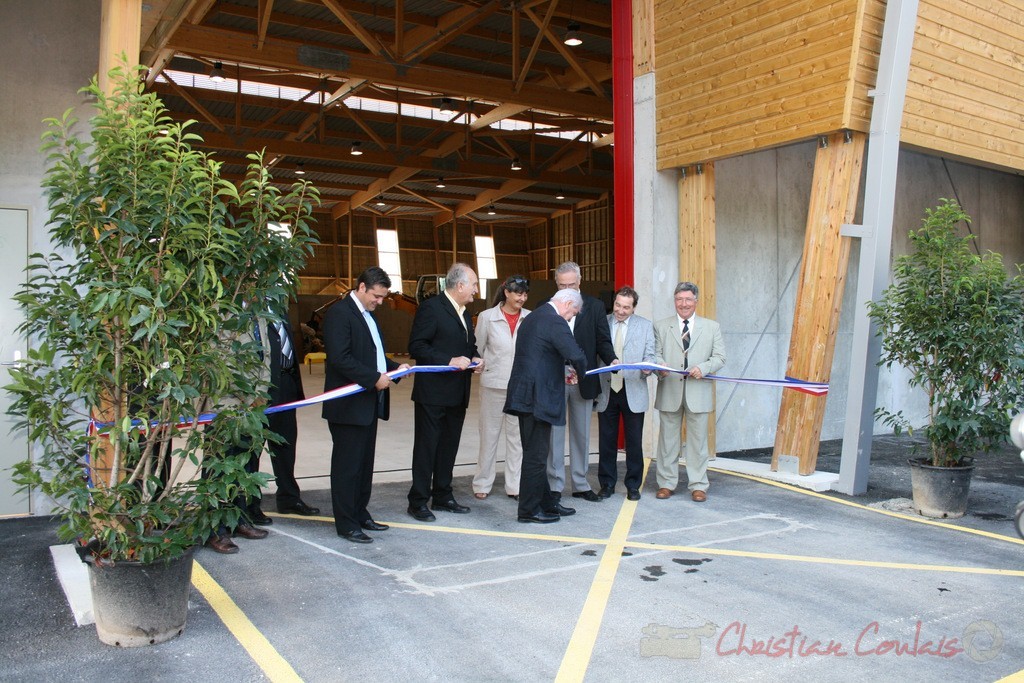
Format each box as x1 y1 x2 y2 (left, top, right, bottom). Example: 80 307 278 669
473 275 530 499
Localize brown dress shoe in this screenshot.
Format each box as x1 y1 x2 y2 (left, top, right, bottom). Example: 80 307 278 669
205 534 239 554
656 488 673 499
691 490 707 502
233 522 269 540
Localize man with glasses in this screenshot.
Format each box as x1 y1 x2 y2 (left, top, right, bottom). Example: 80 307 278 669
653 282 726 502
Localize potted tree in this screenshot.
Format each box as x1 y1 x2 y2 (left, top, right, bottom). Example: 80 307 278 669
7 64 318 645
868 199 1024 518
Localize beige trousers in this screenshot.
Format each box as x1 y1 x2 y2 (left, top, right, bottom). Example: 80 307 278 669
473 385 523 495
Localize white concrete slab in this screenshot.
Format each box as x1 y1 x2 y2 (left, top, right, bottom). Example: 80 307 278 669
49 544 93 626
710 457 840 492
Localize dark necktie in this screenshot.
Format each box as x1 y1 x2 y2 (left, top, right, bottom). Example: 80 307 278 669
681 319 690 369
253 320 264 361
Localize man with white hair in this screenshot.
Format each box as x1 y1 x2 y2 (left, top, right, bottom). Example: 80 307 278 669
505 289 588 523
548 262 617 502
407 263 484 521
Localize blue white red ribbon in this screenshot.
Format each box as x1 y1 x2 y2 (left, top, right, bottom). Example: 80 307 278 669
89 363 480 435
585 362 828 396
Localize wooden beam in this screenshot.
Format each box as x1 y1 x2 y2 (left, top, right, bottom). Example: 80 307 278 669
399 0 503 65
522 5 607 98
679 162 717 455
99 0 142 94
773 132 865 475
255 0 275 51
321 0 391 59
166 23 613 120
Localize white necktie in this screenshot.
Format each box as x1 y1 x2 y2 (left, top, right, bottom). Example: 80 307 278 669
363 311 387 373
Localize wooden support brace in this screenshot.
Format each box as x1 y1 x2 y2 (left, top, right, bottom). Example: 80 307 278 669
773 131 866 475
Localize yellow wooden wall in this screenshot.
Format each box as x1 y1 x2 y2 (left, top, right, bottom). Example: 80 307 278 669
655 0 1024 174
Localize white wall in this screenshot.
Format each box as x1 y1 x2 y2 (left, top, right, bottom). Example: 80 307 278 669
0 0 101 513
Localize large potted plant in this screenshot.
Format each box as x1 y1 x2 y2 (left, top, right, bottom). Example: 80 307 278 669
868 199 1024 518
7 64 317 645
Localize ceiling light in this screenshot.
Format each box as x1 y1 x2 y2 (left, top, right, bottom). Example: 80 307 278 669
439 97 455 116
436 177 446 189
209 61 226 82
555 189 565 200
487 204 496 215
511 157 522 171
375 195 386 206
350 141 363 156
295 161 305 175
564 22 582 47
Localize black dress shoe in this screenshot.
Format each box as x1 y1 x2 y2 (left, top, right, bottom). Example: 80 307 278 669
597 485 615 499
234 522 269 540
361 520 389 531
279 501 320 516
518 511 560 524
408 505 436 522
338 529 373 544
627 489 641 501
432 499 471 514
571 490 601 502
248 508 273 525
545 503 576 517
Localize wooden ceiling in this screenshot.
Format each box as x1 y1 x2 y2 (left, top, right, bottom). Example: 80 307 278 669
138 0 615 228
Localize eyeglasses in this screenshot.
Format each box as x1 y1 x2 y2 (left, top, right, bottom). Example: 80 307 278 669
675 296 697 303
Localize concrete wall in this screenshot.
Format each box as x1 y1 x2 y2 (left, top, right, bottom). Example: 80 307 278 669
711 142 1024 453
0 0 101 513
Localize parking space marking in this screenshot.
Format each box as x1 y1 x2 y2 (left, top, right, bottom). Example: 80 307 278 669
191 561 302 683
710 466 1024 546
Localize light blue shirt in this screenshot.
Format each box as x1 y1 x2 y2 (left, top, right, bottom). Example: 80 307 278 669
351 293 387 373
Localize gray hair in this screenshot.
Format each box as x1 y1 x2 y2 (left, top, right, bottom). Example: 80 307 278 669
674 281 699 298
445 262 474 290
554 261 581 281
552 288 583 310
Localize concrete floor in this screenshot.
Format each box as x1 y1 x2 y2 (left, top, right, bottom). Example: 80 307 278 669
2 361 1023 682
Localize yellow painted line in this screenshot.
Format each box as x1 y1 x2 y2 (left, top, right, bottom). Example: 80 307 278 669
996 670 1024 682
555 461 649 683
191 560 303 683
626 540 1024 577
710 466 1024 546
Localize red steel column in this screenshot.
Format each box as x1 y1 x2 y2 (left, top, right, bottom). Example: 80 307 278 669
611 0 634 288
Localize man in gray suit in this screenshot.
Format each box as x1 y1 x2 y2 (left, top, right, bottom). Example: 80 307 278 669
595 286 656 500
653 282 726 502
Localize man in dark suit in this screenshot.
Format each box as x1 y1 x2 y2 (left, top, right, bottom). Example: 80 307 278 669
407 262 484 522
246 307 321 525
505 289 588 523
322 267 410 543
548 261 617 502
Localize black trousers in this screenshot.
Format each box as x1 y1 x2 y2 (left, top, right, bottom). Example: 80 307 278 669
517 413 558 517
329 420 379 534
597 388 646 491
265 372 301 510
408 402 466 507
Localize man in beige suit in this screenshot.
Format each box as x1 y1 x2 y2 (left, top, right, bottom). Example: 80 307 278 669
653 282 726 502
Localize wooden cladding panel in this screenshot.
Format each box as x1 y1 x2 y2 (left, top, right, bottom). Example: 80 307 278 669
655 0 1023 173
634 0 655 75
656 0 861 169
901 0 1024 171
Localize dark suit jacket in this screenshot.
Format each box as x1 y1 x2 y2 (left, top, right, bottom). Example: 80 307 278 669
408 293 478 408
504 303 587 426
267 320 304 405
321 294 399 426
560 294 616 400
